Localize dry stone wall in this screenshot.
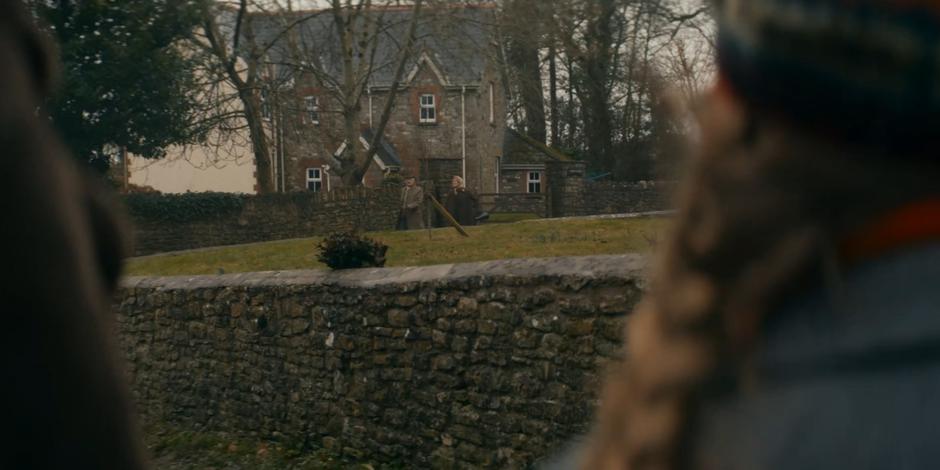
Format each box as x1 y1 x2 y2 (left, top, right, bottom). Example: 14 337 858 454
127 188 399 256
116 255 646 468
568 181 674 217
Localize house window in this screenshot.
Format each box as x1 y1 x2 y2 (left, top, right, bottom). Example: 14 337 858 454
260 88 271 121
306 167 322 192
489 82 495 124
419 94 436 123
527 171 541 193
304 96 319 124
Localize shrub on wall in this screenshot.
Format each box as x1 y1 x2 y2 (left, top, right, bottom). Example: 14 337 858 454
124 192 248 223
316 232 388 269
382 172 404 187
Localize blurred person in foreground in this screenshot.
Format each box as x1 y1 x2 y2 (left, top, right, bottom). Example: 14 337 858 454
577 1 940 469
0 3 146 468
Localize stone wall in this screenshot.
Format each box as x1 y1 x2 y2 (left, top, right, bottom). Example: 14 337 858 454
488 173 672 219
116 255 646 468
488 193 548 216
575 181 674 216
128 188 399 256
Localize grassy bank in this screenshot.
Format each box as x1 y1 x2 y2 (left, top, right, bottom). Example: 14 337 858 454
145 425 387 469
125 216 667 277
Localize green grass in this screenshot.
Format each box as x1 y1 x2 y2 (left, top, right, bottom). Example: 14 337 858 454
145 424 390 469
125 216 668 277
486 212 541 224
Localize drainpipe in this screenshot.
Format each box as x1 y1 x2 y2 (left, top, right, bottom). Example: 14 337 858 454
461 85 466 182
323 165 332 192
368 87 373 128
269 126 277 193
279 109 286 192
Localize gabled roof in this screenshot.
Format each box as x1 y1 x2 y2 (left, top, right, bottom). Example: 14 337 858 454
330 128 402 170
361 128 402 169
501 128 575 166
246 4 497 88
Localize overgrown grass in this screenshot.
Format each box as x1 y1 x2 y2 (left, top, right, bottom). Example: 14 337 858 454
145 424 390 469
486 212 541 224
126 216 668 277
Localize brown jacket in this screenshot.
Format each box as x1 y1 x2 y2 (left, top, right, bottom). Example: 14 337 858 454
401 185 425 229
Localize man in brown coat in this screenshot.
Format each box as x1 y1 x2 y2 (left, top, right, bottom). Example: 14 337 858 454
0 4 147 468
400 175 425 230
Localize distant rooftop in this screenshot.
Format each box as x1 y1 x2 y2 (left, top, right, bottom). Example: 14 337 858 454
234 3 497 88
502 129 575 166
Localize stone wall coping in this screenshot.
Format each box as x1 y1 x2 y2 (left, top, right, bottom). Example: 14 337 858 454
528 210 675 223
121 254 648 290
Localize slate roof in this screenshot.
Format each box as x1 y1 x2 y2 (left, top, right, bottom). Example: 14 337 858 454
361 128 402 168
245 4 497 88
501 128 574 166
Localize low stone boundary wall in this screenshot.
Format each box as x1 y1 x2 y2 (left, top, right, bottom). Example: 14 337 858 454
484 193 548 216
125 188 399 256
576 181 673 216
116 255 647 468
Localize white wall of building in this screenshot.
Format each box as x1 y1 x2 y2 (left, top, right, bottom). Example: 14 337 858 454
129 144 256 194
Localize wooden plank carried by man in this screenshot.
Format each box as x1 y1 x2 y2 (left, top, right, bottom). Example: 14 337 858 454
427 194 469 237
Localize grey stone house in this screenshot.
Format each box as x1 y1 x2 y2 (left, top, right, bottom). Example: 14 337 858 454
253 4 507 197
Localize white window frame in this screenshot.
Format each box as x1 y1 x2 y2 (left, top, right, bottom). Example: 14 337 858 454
304 95 319 125
527 171 542 194
306 167 322 192
419 94 436 123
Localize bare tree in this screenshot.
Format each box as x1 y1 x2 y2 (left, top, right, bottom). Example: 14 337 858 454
492 0 714 180
192 0 428 191
319 0 424 186
500 0 547 143
194 0 280 193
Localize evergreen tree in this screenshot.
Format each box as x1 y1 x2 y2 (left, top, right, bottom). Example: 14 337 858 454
30 0 204 172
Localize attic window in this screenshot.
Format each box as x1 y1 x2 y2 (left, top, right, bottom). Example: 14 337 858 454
304 96 319 125
527 171 541 194
419 94 436 123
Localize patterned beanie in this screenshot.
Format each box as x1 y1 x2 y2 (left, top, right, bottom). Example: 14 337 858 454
714 0 940 152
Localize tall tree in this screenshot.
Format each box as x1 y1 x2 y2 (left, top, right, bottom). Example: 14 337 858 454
500 0 547 143
30 0 205 173
322 0 425 186
196 0 426 190
198 0 279 193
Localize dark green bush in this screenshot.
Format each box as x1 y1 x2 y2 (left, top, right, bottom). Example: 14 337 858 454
316 232 388 270
123 192 248 223
123 191 334 224
382 172 404 187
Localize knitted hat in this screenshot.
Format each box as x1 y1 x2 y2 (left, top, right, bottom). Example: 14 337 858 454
714 0 940 152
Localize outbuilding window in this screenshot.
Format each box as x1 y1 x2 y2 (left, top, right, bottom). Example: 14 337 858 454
527 171 541 193
419 94 436 123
